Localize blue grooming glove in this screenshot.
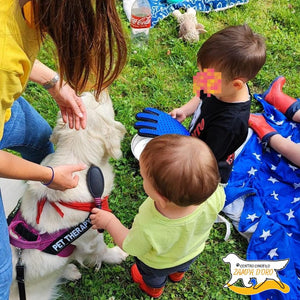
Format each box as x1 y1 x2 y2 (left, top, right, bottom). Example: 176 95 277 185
134 107 190 138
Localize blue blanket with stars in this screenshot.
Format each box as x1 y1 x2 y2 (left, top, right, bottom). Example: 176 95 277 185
149 0 249 27
224 94 300 300
124 0 249 28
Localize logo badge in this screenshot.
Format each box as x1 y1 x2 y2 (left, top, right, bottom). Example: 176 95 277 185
223 253 290 295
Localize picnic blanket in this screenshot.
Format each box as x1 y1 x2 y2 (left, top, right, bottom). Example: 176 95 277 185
224 93 300 299
123 0 249 27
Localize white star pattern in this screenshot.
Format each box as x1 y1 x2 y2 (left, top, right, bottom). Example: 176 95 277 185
288 164 298 171
224 103 300 296
248 167 258 176
291 197 300 204
269 115 275 121
253 153 261 161
271 191 279 200
260 230 272 241
271 164 277 171
294 183 300 189
268 177 279 184
268 248 279 259
286 209 295 221
275 120 284 125
240 182 246 188
247 213 259 222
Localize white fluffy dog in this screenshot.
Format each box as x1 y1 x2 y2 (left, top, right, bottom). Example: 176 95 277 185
7 91 127 300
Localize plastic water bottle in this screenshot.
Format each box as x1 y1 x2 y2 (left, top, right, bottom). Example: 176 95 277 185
130 0 151 48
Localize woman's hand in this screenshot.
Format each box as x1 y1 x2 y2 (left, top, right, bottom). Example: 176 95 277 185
29 60 87 130
48 83 87 130
46 164 87 191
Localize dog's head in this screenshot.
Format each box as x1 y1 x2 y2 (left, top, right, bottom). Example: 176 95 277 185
50 91 126 165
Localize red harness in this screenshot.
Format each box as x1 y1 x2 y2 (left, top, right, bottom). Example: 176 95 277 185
36 196 111 224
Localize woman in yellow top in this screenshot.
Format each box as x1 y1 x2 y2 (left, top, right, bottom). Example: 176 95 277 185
0 0 127 298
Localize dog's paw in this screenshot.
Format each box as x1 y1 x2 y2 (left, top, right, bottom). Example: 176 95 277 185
62 263 82 281
102 246 128 264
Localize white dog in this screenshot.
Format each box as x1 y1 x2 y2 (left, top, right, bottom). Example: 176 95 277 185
7 91 127 300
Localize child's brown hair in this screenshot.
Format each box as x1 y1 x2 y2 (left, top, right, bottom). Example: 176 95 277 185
197 24 266 81
140 134 220 206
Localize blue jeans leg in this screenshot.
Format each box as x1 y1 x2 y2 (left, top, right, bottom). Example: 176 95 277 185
0 96 54 299
0 192 12 300
0 96 54 163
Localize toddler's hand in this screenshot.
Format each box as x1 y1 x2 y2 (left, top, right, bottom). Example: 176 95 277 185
169 108 186 123
90 208 115 230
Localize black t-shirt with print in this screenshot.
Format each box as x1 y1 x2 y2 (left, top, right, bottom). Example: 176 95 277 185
189 90 251 183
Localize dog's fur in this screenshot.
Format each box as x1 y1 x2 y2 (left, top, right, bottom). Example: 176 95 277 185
8 91 127 300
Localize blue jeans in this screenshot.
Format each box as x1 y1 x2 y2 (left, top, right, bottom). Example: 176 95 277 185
0 97 54 299
0 191 12 300
0 97 54 163
135 255 199 288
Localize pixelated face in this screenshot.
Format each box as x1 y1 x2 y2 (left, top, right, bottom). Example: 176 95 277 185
193 68 222 97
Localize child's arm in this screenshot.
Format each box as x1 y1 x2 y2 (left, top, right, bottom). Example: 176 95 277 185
170 95 201 122
269 134 300 167
90 208 129 249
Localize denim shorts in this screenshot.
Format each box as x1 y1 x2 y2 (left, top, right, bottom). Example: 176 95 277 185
135 255 199 288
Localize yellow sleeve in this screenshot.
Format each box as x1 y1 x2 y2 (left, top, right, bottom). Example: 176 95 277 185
0 68 23 139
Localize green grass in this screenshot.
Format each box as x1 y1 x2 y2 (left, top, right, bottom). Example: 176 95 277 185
23 0 300 298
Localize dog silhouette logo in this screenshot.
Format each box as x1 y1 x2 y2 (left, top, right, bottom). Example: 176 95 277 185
223 253 290 295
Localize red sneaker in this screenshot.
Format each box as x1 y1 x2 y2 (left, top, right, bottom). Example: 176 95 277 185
131 264 164 298
168 272 185 283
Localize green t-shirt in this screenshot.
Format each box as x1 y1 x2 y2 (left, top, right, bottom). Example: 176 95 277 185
123 185 225 269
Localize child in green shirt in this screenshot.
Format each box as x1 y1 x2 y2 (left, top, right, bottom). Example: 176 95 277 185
90 134 225 298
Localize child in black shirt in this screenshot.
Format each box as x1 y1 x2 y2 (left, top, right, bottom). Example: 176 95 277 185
170 24 266 183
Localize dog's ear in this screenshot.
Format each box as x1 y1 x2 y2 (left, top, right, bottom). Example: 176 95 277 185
101 118 127 159
83 90 127 159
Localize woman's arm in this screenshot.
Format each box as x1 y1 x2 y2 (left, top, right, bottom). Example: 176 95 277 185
30 60 86 130
0 150 86 190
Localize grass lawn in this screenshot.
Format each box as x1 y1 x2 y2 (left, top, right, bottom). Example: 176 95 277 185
23 0 300 298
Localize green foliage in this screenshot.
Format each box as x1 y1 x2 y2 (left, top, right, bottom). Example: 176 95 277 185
26 0 299 298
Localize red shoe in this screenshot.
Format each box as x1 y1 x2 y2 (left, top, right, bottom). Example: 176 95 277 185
169 272 185 283
131 264 164 298
263 76 297 115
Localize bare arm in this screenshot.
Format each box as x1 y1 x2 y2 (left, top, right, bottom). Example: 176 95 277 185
90 208 129 249
169 95 200 122
269 134 300 167
30 60 86 130
0 150 86 190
